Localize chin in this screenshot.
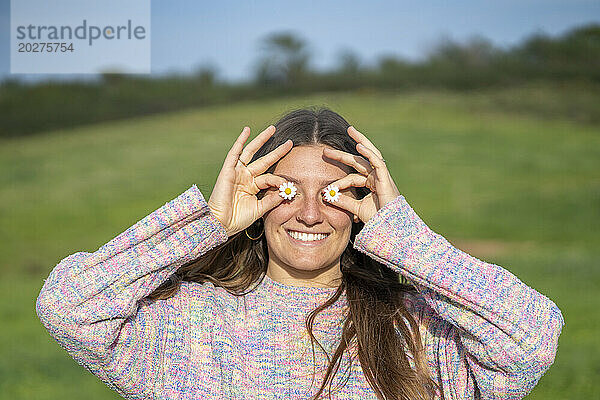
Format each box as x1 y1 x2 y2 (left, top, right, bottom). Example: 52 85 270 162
286 258 336 273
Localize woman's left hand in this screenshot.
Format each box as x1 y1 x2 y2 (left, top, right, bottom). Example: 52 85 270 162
322 126 401 224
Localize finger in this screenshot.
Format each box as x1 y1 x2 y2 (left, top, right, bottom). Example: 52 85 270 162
347 126 384 159
322 147 373 176
253 173 288 191
223 127 251 169
239 125 276 165
356 143 387 171
247 139 293 176
323 191 362 217
257 191 285 217
326 173 367 192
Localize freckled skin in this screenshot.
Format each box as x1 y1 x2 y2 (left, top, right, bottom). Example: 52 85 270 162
263 145 357 288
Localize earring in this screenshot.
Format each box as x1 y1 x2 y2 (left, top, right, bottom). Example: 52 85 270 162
245 226 264 240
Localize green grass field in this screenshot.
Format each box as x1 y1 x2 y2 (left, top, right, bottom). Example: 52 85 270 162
1 89 598 399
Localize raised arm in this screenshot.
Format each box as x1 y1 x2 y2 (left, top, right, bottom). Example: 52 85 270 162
36 185 229 398
36 124 294 398
352 193 565 399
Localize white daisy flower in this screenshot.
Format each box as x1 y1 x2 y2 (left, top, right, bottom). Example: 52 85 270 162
278 181 297 200
322 184 340 203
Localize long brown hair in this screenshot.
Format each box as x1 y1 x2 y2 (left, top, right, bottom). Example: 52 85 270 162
150 108 440 400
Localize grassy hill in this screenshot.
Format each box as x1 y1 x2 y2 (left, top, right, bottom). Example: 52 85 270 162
0 89 598 399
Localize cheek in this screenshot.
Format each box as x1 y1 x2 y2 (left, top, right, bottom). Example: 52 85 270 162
263 202 294 228
325 208 353 231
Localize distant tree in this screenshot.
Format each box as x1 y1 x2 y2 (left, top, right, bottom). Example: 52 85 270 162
515 23 600 76
428 35 499 68
254 32 311 86
374 55 413 87
99 70 128 85
377 55 410 73
0 77 22 89
193 64 219 86
336 49 362 74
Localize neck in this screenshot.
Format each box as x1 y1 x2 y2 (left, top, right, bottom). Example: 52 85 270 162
266 259 343 288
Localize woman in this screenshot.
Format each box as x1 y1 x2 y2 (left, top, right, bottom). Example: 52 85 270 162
36 108 564 400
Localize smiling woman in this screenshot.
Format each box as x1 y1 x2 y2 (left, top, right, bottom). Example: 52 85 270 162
36 107 564 400
263 144 359 289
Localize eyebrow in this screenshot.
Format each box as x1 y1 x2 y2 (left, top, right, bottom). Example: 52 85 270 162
276 174 339 187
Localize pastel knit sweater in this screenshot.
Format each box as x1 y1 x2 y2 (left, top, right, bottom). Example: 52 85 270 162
36 185 564 399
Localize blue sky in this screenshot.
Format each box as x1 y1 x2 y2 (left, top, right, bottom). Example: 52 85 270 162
1 0 599 82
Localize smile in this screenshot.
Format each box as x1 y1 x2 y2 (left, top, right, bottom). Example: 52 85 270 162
286 229 330 243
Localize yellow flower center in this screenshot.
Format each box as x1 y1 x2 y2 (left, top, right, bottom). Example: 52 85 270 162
329 190 336 196
284 188 291 195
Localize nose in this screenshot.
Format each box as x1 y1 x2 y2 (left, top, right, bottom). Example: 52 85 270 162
295 191 325 226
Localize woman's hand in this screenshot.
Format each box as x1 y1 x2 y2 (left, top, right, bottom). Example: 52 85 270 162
322 126 401 224
208 125 292 237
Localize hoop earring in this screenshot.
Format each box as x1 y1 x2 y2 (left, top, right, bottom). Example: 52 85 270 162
245 226 264 241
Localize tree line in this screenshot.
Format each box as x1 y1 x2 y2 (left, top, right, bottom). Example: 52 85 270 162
1 23 598 138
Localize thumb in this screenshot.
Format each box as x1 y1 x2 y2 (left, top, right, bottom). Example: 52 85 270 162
326 192 361 220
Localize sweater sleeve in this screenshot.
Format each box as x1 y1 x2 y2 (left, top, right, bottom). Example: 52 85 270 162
35 184 229 399
352 194 564 400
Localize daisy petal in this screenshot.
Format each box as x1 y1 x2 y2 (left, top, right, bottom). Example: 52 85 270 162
322 184 340 203
278 181 297 200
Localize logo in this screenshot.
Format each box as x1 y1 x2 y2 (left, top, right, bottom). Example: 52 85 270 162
11 0 151 74
16 20 147 46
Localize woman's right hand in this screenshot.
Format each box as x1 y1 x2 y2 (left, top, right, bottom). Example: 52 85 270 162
207 125 293 237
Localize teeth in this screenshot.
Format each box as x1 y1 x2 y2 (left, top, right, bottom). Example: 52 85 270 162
288 230 328 242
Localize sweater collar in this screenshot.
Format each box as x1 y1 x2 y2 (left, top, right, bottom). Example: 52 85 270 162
253 272 347 311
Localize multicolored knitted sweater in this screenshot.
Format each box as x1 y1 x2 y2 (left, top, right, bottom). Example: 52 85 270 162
36 185 564 399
